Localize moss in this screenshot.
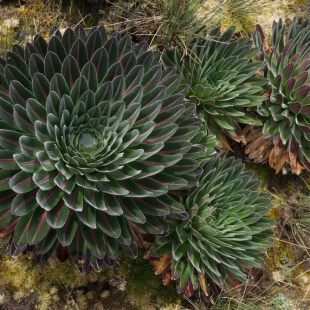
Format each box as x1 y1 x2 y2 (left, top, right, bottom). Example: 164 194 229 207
268 204 281 221
118 251 181 310
264 238 295 277
244 162 270 189
0 246 181 309
0 239 111 309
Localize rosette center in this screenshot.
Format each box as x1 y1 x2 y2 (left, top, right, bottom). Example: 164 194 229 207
74 131 100 154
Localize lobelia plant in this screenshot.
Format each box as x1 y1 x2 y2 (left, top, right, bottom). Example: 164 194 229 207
161 26 267 150
245 18 310 174
150 156 274 296
0 25 206 272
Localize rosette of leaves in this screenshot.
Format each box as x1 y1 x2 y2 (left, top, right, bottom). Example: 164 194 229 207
161 26 267 150
246 18 310 174
151 156 273 296
0 25 206 272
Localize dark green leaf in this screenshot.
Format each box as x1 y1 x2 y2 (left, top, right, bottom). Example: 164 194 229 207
48 35 66 62
13 104 34 135
19 135 44 157
46 200 70 228
9 171 36 194
11 189 38 216
70 38 89 69
0 150 19 170
44 52 62 81
57 211 78 246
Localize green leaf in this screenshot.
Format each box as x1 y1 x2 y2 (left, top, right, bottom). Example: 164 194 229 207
142 65 162 95
0 97 17 128
27 207 50 245
173 241 189 261
91 47 109 84
54 174 75 194
118 241 138 258
133 196 169 216
177 263 192 293
187 244 201 272
13 211 33 248
102 62 123 85
263 117 280 137
86 28 103 59
36 229 58 254
28 53 45 77
81 62 98 93
36 186 63 211
74 24 86 41
70 76 88 104
96 210 121 238
57 211 78 246
9 171 36 194
114 196 146 223
36 151 56 171
68 226 89 273
124 65 144 94
135 214 166 234
19 135 44 157
62 55 80 89
62 27 77 54
0 169 16 191
0 206 17 230
76 202 97 228
103 36 118 67
6 51 30 79
48 35 66 62
50 73 70 97
0 150 19 170
32 73 50 106
63 185 84 211
120 51 137 77
26 98 47 124
5 64 32 91
33 169 57 190
0 189 17 212
46 200 70 228
46 91 61 118
151 238 172 257
105 234 118 259
11 189 38 216
44 141 60 161
0 129 21 152
84 189 106 210
81 225 106 258
70 38 89 69
44 52 62 81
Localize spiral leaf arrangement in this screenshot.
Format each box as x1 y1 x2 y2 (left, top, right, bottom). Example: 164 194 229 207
245 18 310 174
0 25 206 272
162 26 267 149
151 156 273 296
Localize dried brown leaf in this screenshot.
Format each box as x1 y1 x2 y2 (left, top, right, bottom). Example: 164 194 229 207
162 269 172 285
154 252 173 275
0 219 18 238
129 222 144 248
184 279 194 297
219 132 234 152
198 269 208 296
247 137 273 159
226 273 242 291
